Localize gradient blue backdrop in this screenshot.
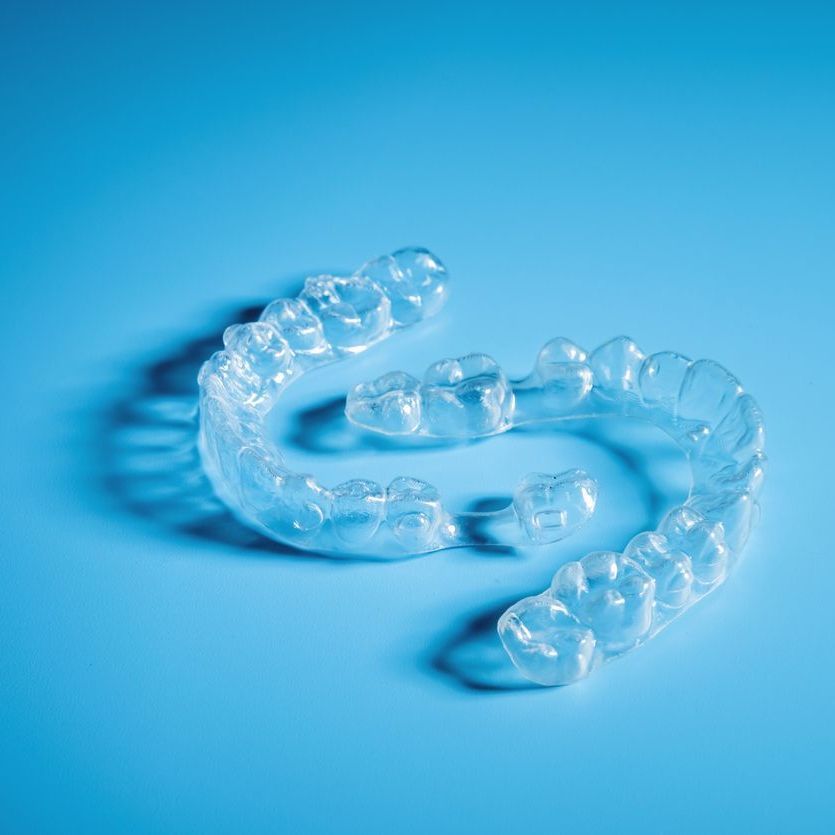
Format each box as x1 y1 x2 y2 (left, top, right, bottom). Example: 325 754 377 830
2 2 833 832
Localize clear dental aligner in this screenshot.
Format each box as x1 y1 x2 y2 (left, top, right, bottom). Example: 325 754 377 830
197 248 599 561
348 336 766 685
199 250 766 687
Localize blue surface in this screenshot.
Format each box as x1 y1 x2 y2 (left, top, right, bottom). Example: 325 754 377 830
2 3 834 832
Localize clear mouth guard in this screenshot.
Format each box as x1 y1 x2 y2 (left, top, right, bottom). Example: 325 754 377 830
197 248 766 686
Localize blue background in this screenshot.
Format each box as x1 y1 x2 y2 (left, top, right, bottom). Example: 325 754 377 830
2 2 834 832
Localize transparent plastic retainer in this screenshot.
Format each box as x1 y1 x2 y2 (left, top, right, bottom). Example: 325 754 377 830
197 248 766 686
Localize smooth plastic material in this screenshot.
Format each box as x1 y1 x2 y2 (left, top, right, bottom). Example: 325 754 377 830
198 250 766 686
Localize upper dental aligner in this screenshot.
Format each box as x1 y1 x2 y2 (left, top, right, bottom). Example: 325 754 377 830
347 335 766 686
198 248 599 559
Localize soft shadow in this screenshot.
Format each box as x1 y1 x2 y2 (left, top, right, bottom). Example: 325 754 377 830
455 496 517 557
93 297 313 560
427 594 544 692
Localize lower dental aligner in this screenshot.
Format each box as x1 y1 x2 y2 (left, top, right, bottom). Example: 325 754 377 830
198 248 766 687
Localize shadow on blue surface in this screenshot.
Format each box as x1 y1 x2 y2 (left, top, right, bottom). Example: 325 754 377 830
95 298 309 558
91 294 682 690
427 594 545 692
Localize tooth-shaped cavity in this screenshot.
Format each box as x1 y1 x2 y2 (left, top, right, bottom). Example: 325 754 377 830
512 469 598 544
614 572 657 646
589 336 646 402
259 298 327 356
259 472 332 541
659 506 729 587
197 378 265 445
549 560 588 606
345 371 422 435
535 337 594 411
550 552 655 652
299 275 392 352
497 595 597 686
385 477 443 550
355 247 449 326
700 393 766 464
693 452 767 500
677 359 743 428
687 490 758 553
391 248 449 317
331 479 386 546
199 350 266 408
576 552 656 646
639 351 692 415
237 445 282 512
421 353 514 437
223 321 293 388
201 395 245 482
623 531 694 609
